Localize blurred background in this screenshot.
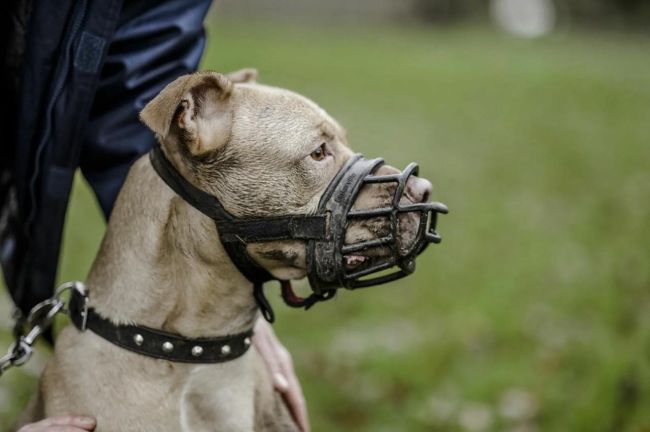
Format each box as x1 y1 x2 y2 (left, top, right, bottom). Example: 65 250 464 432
1 0 649 430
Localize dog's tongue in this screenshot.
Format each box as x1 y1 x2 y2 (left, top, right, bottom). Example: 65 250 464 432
280 280 306 307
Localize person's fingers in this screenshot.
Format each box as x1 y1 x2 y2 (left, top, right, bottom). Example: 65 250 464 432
252 318 310 432
272 372 290 392
279 382 309 432
253 320 284 376
18 416 96 431
276 346 310 432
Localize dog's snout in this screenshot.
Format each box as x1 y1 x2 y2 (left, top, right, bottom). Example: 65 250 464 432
406 176 432 203
375 165 432 203
374 165 400 176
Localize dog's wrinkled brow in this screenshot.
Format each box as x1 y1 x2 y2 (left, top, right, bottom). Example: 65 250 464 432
317 121 338 140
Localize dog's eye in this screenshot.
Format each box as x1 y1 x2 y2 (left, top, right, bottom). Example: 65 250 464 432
310 143 328 161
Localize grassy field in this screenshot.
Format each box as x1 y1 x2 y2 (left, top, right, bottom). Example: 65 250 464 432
1 17 649 432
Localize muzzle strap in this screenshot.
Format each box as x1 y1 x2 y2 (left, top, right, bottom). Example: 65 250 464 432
149 144 447 322
149 146 327 243
149 145 334 323
150 146 277 319
149 145 234 222
218 216 326 243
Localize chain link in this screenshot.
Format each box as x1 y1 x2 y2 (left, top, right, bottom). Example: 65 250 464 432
0 281 86 376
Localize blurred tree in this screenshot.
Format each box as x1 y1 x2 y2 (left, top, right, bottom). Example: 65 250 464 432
412 0 650 27
563 0 650 26
413 0 487 23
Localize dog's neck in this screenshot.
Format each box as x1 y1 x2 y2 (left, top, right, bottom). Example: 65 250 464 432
86 156 258 337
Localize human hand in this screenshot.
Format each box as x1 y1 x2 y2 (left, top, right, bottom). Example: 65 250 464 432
17 416 96 432
252 318 310 432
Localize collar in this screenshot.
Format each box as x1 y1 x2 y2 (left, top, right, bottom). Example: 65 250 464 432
68 288 253 363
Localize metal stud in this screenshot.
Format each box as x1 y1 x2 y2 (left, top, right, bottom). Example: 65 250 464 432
191 345 204 357
221 344 231 356
133 334 144 346
162 341 174 353
243 337 251 347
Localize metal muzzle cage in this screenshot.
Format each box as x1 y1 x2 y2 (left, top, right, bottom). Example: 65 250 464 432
306 155 448 295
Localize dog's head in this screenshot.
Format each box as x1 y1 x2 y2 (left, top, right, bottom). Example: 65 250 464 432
140 70 433 282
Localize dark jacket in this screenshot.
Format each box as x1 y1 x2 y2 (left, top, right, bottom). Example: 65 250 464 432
0 0 212 314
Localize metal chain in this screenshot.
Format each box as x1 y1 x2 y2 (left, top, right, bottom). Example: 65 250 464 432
0 281 86 376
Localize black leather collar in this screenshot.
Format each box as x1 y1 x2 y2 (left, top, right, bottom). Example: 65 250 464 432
69 288 253 363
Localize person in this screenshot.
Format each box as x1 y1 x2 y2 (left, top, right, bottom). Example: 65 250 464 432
0 1 308 430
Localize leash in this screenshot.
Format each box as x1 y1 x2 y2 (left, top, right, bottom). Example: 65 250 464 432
1 281 254 376
0 281 81 376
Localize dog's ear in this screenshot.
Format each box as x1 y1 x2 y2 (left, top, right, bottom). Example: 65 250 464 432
140 71 234 155
226 68 258 84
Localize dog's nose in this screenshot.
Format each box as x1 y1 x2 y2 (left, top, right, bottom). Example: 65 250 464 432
406 176 432 203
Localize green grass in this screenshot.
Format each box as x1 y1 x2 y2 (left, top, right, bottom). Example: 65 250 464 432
2 18 650 431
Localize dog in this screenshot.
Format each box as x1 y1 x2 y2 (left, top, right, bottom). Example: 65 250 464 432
18 69 433 431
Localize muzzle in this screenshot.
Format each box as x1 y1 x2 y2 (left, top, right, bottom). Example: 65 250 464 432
150 146 447 322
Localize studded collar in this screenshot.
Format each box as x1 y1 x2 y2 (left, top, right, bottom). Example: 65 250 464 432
68 288 253 363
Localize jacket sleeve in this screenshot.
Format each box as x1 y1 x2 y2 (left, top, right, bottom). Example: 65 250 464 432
80 0 212 218
3 0 212 314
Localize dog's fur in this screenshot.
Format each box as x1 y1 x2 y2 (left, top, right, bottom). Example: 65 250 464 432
18 69 432 431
